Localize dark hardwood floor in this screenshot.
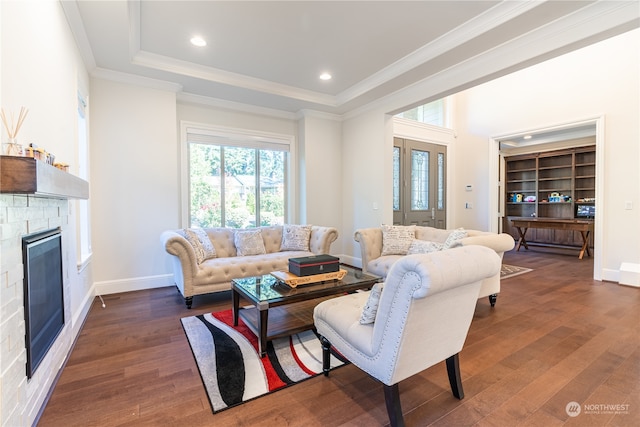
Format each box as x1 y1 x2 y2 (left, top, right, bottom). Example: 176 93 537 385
38 248 639 426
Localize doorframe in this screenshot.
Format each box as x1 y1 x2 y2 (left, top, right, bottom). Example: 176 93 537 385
488 116 604 280
393 117 455 227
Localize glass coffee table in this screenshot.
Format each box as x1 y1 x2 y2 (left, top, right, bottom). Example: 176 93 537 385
231 265 381 357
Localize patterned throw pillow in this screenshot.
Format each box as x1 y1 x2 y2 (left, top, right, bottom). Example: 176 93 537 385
407 239 443 254
360 282 384 325
381 224 416 256
280 224 312 251
183 228 216 264
235 229 267 256
443 228 468 249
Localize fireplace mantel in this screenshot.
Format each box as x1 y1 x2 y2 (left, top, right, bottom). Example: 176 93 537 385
0 155 89 199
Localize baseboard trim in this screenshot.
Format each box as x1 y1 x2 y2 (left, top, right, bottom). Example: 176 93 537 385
95 274 174 295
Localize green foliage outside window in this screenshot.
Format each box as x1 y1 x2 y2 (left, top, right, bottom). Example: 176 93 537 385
189 142 286 228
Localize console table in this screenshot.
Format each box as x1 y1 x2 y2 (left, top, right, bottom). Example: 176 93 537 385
511 218 594 259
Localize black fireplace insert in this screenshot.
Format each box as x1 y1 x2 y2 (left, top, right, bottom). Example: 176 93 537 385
22 228 64 378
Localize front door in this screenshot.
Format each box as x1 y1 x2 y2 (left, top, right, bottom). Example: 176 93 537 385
393 138 446 228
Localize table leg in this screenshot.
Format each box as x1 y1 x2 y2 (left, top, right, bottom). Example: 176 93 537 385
258 307 268 358
232 290 239 326
515 226 529 251
579 230 592 259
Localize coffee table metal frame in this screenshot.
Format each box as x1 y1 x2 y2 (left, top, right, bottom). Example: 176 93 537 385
231 265 380 357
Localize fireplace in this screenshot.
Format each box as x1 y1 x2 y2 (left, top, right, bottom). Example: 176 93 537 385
22 228 65 379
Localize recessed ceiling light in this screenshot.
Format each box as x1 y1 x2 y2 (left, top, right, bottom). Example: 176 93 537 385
523 135 532 140
190 36 207 47
319 72 332 81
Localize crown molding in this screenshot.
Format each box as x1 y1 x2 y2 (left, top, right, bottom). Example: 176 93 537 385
91 67 183 93
344 0 640 120
296 109 343 122
336 0 540 105
131 50 338 107
126 0 336 109
177 92 298 121
60 0 97 71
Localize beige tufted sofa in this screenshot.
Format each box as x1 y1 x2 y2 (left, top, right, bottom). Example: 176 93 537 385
161 225 338 308
354 226 514 307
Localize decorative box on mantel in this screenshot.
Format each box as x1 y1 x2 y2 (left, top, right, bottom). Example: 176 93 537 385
0 155 88 199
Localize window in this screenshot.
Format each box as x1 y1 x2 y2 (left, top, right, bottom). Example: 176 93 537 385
395 98 448 127
76 92 91 269
185 125 292 228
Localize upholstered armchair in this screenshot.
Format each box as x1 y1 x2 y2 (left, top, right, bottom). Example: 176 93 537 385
313 245 501 427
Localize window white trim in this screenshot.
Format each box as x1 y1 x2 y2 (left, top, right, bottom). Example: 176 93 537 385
76 91 92 270
179 121 297 228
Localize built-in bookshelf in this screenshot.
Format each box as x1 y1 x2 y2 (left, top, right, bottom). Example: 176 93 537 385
504 146 595 247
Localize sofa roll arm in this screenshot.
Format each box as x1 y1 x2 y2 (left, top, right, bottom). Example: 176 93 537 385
309 226 339 254
160 230 199 279
354 228 383 273
461 233 515 255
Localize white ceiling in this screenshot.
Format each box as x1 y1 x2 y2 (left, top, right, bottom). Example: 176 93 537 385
62 0 639 116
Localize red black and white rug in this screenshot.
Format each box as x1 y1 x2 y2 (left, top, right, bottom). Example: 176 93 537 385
181 309 346 413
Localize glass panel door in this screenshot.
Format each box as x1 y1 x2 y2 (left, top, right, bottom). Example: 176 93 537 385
393 138 446 228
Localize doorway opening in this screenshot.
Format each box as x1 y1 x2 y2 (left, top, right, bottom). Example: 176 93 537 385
489 117 603 280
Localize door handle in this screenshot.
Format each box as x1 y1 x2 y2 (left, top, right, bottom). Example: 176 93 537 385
431 208 435 220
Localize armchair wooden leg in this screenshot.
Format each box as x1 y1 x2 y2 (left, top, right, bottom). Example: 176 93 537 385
383 383 405 427
185 296 193 309
320 335 331 377
446 353 464 399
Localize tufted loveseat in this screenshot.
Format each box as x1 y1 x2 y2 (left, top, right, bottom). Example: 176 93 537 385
161 225 338 308
354 226 514 307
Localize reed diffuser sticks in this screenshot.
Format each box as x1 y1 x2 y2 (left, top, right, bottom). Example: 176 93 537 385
1 106 29 139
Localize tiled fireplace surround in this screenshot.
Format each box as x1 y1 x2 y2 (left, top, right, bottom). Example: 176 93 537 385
1 194 74 426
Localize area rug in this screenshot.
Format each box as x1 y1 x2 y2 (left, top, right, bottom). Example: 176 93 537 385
181 309 346 413
501 264 533 279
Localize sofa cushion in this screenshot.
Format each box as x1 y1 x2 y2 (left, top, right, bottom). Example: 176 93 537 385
407 239 443 254
359 282 384 324
280 224 312 251
183 228 216 264
235 229 267 256
443 228 468 249
381 225 416 256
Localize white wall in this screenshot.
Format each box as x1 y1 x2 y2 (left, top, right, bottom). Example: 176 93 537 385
90 79 178 293
341 28 639 278
1 0 93 327
340 110 393 265
454 29 640 279
1 0 93 424
297 113 344 254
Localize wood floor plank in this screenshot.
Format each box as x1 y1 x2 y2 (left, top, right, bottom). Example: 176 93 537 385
37 248 639 426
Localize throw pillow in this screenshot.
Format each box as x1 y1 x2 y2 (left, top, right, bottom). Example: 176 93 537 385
183 228 216 264
235 229 267 256
381 224 416 256
407 239 443 254
280 224 312 251
443 228 468 249
359 282 384 325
